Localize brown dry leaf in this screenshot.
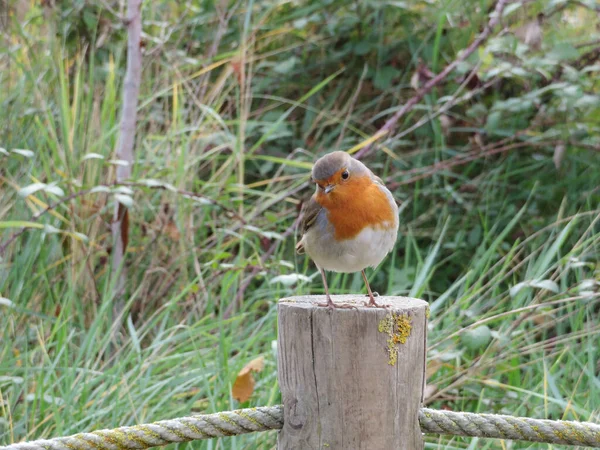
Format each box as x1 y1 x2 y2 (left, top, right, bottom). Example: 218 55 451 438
232 371 254 403
244 356 265 373
232 356 265 402
165 220 180 241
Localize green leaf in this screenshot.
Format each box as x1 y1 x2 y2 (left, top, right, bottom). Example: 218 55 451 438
410 218 450 298
114 194 134 207
502 2 522 17
273 57 299 74
374 66 400 90
82 10 98 31
531 217 576 278
485 111 502 131
0 221 45 229
548 43 579 61
510 279 559 297
353 41 372 56
82 153 104 161
269 274 310 286
248 69 343 155
249 155 312 170
11 149 34 157
19 183 47 197
461 326 492 351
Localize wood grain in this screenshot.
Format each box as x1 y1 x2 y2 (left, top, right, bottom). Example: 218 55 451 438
277 295 428 449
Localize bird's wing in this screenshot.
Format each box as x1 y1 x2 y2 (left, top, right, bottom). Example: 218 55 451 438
296 195 322 254
300 195 322 234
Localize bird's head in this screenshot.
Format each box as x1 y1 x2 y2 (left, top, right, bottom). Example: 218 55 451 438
310 151 369 196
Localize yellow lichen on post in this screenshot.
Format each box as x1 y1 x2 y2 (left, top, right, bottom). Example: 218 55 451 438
394 313 412 343
386 337 398 366
378 312 413 365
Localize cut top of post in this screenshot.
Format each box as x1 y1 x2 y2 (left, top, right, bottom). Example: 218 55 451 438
278 294 427 311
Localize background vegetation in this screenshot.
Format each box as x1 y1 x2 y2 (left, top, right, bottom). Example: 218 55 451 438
1 0 599 448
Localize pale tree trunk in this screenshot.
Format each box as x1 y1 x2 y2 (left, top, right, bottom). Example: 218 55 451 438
111 0 142 319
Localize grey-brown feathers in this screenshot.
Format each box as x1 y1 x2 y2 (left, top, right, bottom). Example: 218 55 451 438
311 151 369 182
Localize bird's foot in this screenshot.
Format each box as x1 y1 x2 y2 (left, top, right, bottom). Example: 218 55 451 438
364 293 385 308
317 297 357 310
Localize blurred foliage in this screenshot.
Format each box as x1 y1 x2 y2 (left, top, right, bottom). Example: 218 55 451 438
1 0 599 448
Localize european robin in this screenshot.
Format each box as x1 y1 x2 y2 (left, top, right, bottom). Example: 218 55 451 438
296 151 399 309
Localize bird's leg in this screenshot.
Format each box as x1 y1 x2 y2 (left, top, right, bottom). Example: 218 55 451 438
317 268 355 309
362 270 381 308
317 268 335 309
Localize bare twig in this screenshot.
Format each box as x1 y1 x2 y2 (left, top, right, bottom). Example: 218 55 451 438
386 137 600 189
391 62 485 143
354 0 511 160
111 0 143 305
387 140 541 188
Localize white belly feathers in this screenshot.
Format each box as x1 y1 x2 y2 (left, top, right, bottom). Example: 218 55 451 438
303 221 398 273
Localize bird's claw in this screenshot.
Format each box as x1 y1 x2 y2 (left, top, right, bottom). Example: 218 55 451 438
317 299 357 310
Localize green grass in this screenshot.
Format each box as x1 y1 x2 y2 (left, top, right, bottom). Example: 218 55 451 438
1 0 599 448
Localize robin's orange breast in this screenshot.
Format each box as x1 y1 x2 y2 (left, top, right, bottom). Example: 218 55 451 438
316 176 396 241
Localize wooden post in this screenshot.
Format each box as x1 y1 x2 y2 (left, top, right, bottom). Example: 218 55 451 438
277 295 428 450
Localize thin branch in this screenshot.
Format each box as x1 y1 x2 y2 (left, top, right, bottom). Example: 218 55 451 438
386 137 598 189
111 0 143 303
354 0 511 160
391 62 485 143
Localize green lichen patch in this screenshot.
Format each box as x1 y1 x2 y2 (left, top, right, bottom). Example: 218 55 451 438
378 312 413 365
378 314 394 334
425 306 431 319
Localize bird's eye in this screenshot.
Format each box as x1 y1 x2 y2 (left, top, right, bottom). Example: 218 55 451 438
341 170 349 180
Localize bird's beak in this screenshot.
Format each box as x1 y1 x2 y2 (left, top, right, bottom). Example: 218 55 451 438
324 185 334 194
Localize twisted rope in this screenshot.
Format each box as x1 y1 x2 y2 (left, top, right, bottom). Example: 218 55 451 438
419 408 600 447
3 406 283 450
3 406 600 449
